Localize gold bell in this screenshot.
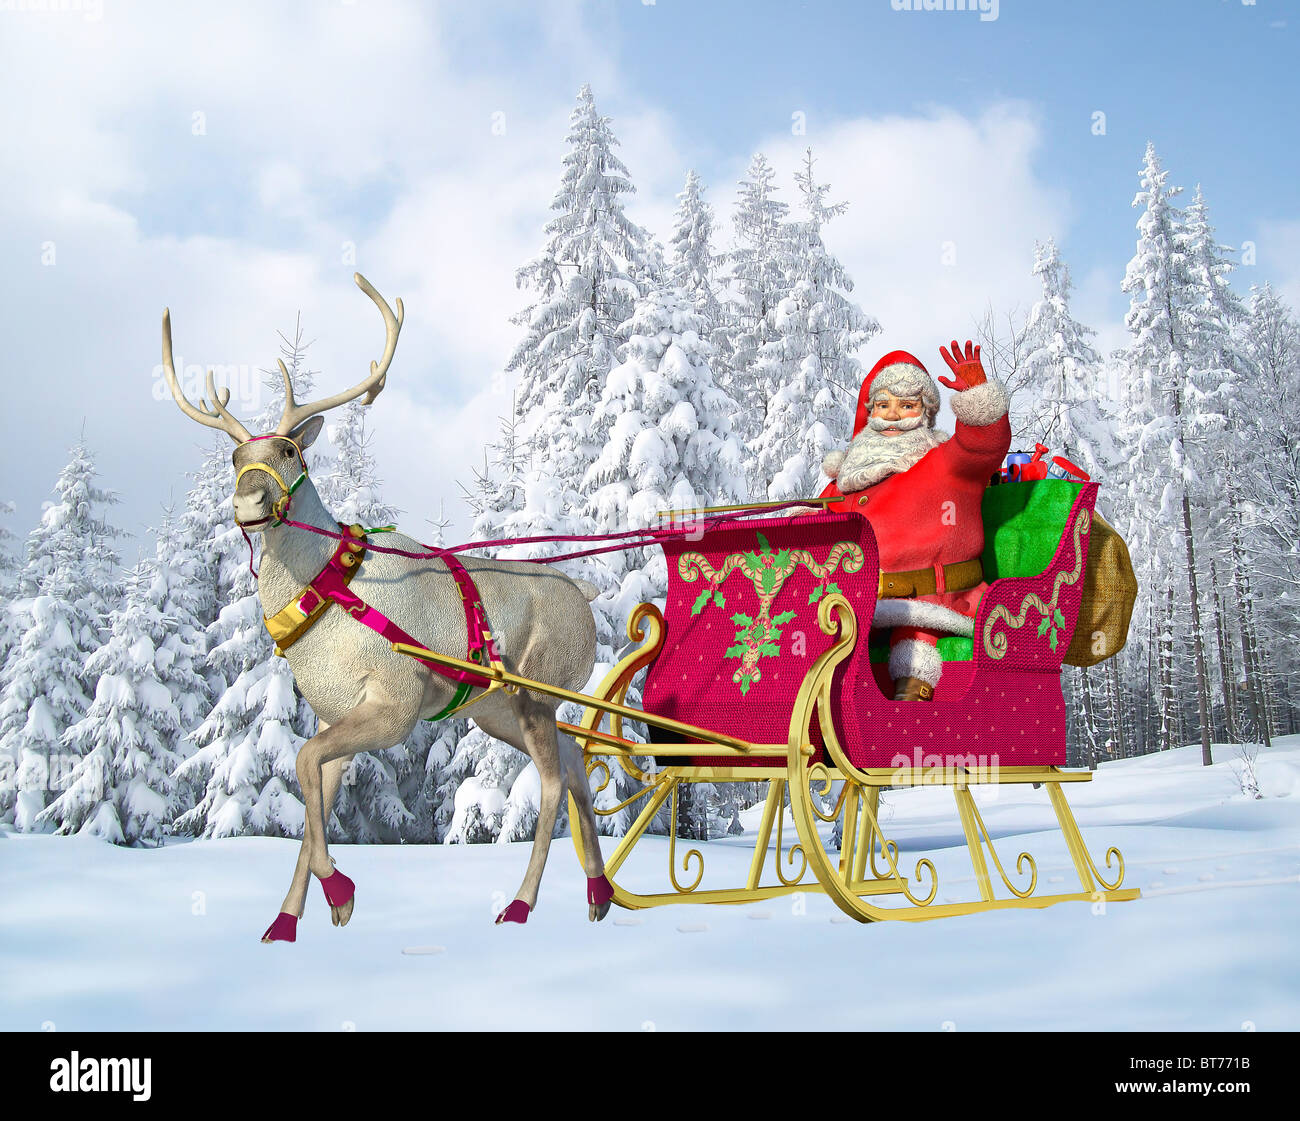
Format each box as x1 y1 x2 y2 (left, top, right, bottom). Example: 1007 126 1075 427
348 524 365 538
340 551 358 569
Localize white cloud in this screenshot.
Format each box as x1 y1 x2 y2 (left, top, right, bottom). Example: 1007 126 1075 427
1256 218 1300 313
741 102 1073 367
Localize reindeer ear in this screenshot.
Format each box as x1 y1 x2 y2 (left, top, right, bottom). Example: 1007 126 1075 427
289 415 325 451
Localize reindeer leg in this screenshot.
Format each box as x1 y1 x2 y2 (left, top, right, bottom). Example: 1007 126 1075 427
496 695 566 924
264 726 348 942
559 732 611 921
296 691 421 929
277 756 348 917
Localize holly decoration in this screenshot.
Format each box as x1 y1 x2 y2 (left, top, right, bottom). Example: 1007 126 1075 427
679 531 864 696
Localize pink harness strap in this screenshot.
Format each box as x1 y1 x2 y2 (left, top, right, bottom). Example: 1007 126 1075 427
305 530 494 688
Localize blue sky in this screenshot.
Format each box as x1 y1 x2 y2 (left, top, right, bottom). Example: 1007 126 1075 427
1 0 1295 557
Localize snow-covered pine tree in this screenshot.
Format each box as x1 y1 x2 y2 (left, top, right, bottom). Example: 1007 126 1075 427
507 83 651 440
0 500 16 594
751 150 880 500
669 170 726 345
583 285 748 839
39 508 209 844
722 153 797 459
1236 284 1300 736
585 284 747 610
1120 143 1217 765
449 86 656 842
0 439 123 830
1015 239 1110 476
0 499 21 696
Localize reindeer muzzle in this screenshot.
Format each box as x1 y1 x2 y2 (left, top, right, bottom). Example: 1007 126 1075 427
235 437 307 527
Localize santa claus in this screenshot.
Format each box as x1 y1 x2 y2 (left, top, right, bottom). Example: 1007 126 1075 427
814 340 1011 701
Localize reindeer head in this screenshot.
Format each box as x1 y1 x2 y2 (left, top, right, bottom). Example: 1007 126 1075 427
162 273 403 533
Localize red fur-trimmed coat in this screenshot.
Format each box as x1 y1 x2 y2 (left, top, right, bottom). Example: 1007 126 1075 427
817 380 1012 649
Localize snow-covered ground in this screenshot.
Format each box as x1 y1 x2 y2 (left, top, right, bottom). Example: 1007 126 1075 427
2 738 1298 1031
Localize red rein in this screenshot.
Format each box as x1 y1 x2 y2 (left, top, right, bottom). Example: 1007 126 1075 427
241 501 817 576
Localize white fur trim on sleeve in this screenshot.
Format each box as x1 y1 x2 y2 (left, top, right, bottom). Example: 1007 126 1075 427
871 599 975 636
822 450 845 480
888 639 944 688
948 377 1009 427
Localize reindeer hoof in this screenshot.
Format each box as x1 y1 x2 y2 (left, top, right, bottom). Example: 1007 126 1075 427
317 868 355 928
496 900 531 924
330 897 355 927
319 868 355 906
261 912 298 943
587 875 614 922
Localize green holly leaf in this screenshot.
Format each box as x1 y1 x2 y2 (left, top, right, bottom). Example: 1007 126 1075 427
809 585 825 604
825 582 841 596
772 610 797 625
739 677 752 696
1053 608 1065 629
691 589 712 615
1049 629 1059 652
759 642 780 657
724 643 746 658
731 612 753 627
756 532 771 557
773 548 791 569
713 592 725 608
1037 616 1051 637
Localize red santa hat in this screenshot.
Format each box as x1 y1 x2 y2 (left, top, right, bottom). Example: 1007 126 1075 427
850 350 940 437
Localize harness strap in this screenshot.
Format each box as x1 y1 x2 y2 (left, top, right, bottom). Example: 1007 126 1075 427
263 524 497 715
264 524 367 650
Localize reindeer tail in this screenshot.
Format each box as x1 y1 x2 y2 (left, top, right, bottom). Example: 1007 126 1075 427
573 579 600 602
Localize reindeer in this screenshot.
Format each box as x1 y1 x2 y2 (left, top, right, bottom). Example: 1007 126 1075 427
162 273 613 940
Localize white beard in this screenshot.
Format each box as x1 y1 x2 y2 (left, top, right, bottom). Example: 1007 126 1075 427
836 415 950 492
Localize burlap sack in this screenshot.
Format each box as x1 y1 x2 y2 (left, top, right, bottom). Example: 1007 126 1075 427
1065 510 1138 667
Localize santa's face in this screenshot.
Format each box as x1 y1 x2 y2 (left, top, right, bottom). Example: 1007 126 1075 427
836 391 948 493
869 389 925 435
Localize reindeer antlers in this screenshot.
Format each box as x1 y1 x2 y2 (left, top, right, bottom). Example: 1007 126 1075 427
162 308 254 443
275 273 404 436
161 272 403 442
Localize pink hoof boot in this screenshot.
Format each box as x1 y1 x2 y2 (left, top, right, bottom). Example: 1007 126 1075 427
496 900 531 924
262 912 298 943
319 869 355 908
587 875 614 906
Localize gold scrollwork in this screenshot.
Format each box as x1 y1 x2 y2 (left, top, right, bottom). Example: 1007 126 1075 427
859 798 938 907
586 757 669 818
773 782 809 886
667 779 705 893
983 507 1091 660
807 762 850 823
968 796 1038 898
1085 845 1125 892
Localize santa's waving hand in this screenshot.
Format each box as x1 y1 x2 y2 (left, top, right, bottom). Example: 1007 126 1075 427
938 339 986 390
814 340 1011 701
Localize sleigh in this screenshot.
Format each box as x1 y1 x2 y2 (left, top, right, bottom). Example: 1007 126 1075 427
395 478 1137 922
553 477 1138 922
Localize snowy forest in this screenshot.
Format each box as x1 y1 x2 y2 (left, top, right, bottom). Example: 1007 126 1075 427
1 85 1296 849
